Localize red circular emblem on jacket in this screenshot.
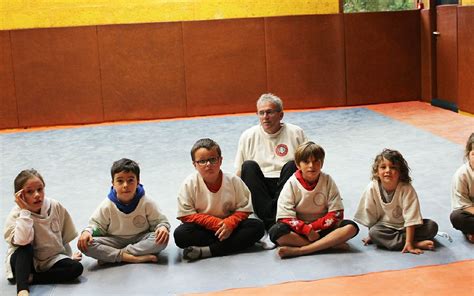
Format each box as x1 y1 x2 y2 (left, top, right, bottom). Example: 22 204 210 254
275 144 288 156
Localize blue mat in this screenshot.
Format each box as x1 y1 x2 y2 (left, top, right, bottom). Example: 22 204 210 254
0 108 471 295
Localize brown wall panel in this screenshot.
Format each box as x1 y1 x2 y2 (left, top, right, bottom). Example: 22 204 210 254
0 31 19 129
345 10 421 105
3 11 463 128
436 5 457 106
98 23 187 121
265 15 346 109
183 19 267 116
457 6 474 114
10 27 103 127
420 10 434 102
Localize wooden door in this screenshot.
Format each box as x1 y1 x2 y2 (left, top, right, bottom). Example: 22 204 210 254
435 5 458 108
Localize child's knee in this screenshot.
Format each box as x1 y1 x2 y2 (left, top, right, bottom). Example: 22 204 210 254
268 222 290 243
281 160 297 172
450 210 465 228
241 160 260 175
173 231 186 248
340 220 359 237
245 219 265 240
423 219 439 236
153 242 168 253
367 226 401 250
16 244 34 256
82 240 100 256
71 262 84 279
12 244 34 265
368 225 380 238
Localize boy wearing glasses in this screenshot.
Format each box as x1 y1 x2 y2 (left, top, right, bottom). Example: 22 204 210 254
235 93 308 232
174 138 265 260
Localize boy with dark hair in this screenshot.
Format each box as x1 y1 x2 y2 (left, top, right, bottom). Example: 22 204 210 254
78 158 170 264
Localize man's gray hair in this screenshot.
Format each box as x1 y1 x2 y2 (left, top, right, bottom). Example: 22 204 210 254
257 93 283 111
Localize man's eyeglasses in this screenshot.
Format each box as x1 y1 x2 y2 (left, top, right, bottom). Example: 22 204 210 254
194 157 220 166
257 109 280 117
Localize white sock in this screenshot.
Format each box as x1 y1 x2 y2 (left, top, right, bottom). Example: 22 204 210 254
257 233 276 250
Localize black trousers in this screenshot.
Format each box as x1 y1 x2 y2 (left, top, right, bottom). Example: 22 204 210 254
240 160 297 230
10 244 83 293
174 218 265 257
450 209 474 235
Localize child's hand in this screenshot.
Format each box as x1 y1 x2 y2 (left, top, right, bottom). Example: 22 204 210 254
154 226 169 245
72 251 82 261
215 221 233 241
362 236 372 246
402 242 423 255
77 231 93 253
14 189 29 211
307 229 320 242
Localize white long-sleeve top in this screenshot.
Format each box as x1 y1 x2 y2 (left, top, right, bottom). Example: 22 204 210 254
451 162 474 210
234 123 307 178
3 198 77 279
354 180 423 230
83 195 170 238
177 171 253 218
277 172 344 223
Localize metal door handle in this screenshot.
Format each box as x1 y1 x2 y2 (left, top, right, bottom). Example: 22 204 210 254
433 31 440 36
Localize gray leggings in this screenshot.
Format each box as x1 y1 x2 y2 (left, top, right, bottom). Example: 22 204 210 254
369 219 438 250
83 232 167 263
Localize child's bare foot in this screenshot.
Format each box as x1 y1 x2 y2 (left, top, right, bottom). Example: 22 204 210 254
362 236 372 246
277 246 302 258
72 251 82 261
122 252 158 263
331 242 350 251
307 230 320 242
18 290 29 296
466 234 474 243
415 240 435 250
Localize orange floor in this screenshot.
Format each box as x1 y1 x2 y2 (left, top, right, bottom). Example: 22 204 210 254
187 260 473 296
365 101 474 145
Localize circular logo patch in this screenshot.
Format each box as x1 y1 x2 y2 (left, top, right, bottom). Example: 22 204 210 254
275 144 289 157
50 218 60 233
392 206 403 218
313 192 326 206
133 215 147 228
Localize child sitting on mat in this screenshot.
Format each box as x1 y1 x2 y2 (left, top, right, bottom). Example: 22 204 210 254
354 148 438 254
4 169 83 296
77 158 170 264
173 138 265 260
268 141 359 258
450 133 474 243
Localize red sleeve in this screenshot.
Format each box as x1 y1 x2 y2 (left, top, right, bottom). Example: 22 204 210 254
222 211 250 230
310 210 344 232
179 213 222 232
280 218 313 236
